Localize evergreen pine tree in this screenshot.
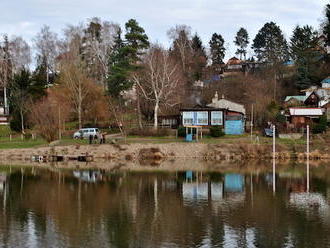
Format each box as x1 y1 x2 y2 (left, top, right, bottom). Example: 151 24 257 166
252 22 289 63
191 34 207 80
290 25 320 89
323 4 330 47
107 19 150 98
234 28 249 60
125 19 150 62
209 33 225 66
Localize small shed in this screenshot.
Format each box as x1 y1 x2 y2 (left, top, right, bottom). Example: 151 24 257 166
288 107 323 128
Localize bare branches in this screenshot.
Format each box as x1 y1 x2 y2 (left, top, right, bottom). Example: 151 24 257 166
134 45 183 128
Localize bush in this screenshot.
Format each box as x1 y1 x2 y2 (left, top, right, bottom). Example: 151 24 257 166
312 115 327 134
177 126 186 137
128 128 171 137
177 126 198 137
24 133 33 140
209 126 225 137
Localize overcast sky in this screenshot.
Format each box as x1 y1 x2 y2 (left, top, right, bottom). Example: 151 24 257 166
1 0 329 60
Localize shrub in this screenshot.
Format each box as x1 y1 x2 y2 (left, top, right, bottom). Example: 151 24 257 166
177 126 186 137
24 133 33 140
312 115 327 134
177 126 198 137
209 126 225 137
128 128 170 137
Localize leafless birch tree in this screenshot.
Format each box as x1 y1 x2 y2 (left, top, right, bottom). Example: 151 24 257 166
57 62 91 129
167 25 192 72
9 36 31 72
133 45 182 129
34 25 59 84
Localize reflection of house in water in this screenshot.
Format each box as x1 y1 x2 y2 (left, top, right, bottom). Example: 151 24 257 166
182 172 247 205
182 171 223 204
73 171 103 183
223 225 257 248
224 174 244 193
289 192 330 223
223 174 246 203
0 173 8 205
0 173 7 192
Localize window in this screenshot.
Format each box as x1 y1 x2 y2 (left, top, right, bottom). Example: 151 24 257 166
211 111 223 125
183 112 194 126
196 111 208 125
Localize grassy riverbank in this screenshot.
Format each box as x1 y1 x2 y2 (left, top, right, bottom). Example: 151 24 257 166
0 130 329 160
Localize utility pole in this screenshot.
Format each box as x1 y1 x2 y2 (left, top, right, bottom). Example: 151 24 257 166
272 125 276 193
58 105 61 140
306 125 310 193
250 104 254 141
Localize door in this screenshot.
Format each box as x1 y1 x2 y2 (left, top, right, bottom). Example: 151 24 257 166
224 120 244 135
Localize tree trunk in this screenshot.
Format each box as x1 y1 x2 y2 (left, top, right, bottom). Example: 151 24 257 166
20 109 25 134
137 95 143 129
154 101 159 129
78 82 82 129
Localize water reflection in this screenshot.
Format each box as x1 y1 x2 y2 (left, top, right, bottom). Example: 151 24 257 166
0 164 329 248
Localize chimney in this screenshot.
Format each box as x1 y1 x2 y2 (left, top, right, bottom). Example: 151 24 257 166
212 91 219 103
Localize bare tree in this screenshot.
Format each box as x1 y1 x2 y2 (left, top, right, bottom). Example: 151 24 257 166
133 45 182 129
9 76 32 134
9 36 31 73
57 62 91 129
167 25 192 72
82 18 119 89
30 97 61 142
34 25 59 83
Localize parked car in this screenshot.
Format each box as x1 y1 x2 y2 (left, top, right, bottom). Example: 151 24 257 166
263 127 279 137
73 128 100 139
264 128 273 137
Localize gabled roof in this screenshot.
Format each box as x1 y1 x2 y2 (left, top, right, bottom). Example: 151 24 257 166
284 95 307 102
321 76 330 84
227 57 243 65
289 108 323 116
320 99 330 107
207 98 246 115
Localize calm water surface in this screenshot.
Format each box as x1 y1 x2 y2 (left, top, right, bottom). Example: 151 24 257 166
0 163 330 248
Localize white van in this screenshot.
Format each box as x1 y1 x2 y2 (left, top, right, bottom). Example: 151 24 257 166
73 128 100 139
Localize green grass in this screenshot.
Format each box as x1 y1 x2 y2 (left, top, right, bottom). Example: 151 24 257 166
0 139 47 149
0 126 12 137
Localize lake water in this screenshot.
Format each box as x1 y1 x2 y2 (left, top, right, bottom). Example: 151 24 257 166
0 163 329 248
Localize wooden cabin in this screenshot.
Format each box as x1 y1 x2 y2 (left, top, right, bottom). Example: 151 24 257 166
288 108 323 129
180 93 246 135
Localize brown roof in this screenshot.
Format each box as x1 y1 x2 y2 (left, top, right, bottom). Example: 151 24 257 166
227 57 243 65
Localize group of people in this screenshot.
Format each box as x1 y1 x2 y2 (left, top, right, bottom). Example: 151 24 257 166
89 133 106 144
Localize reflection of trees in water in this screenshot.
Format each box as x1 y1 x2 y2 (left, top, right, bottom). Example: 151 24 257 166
0 169 329 247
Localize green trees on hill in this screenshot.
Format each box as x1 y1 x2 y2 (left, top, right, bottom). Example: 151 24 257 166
323 4 330 47
290 25 320 90
209 33 226 66
234 27 249 60
107 19 149 97
252 22 289 64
